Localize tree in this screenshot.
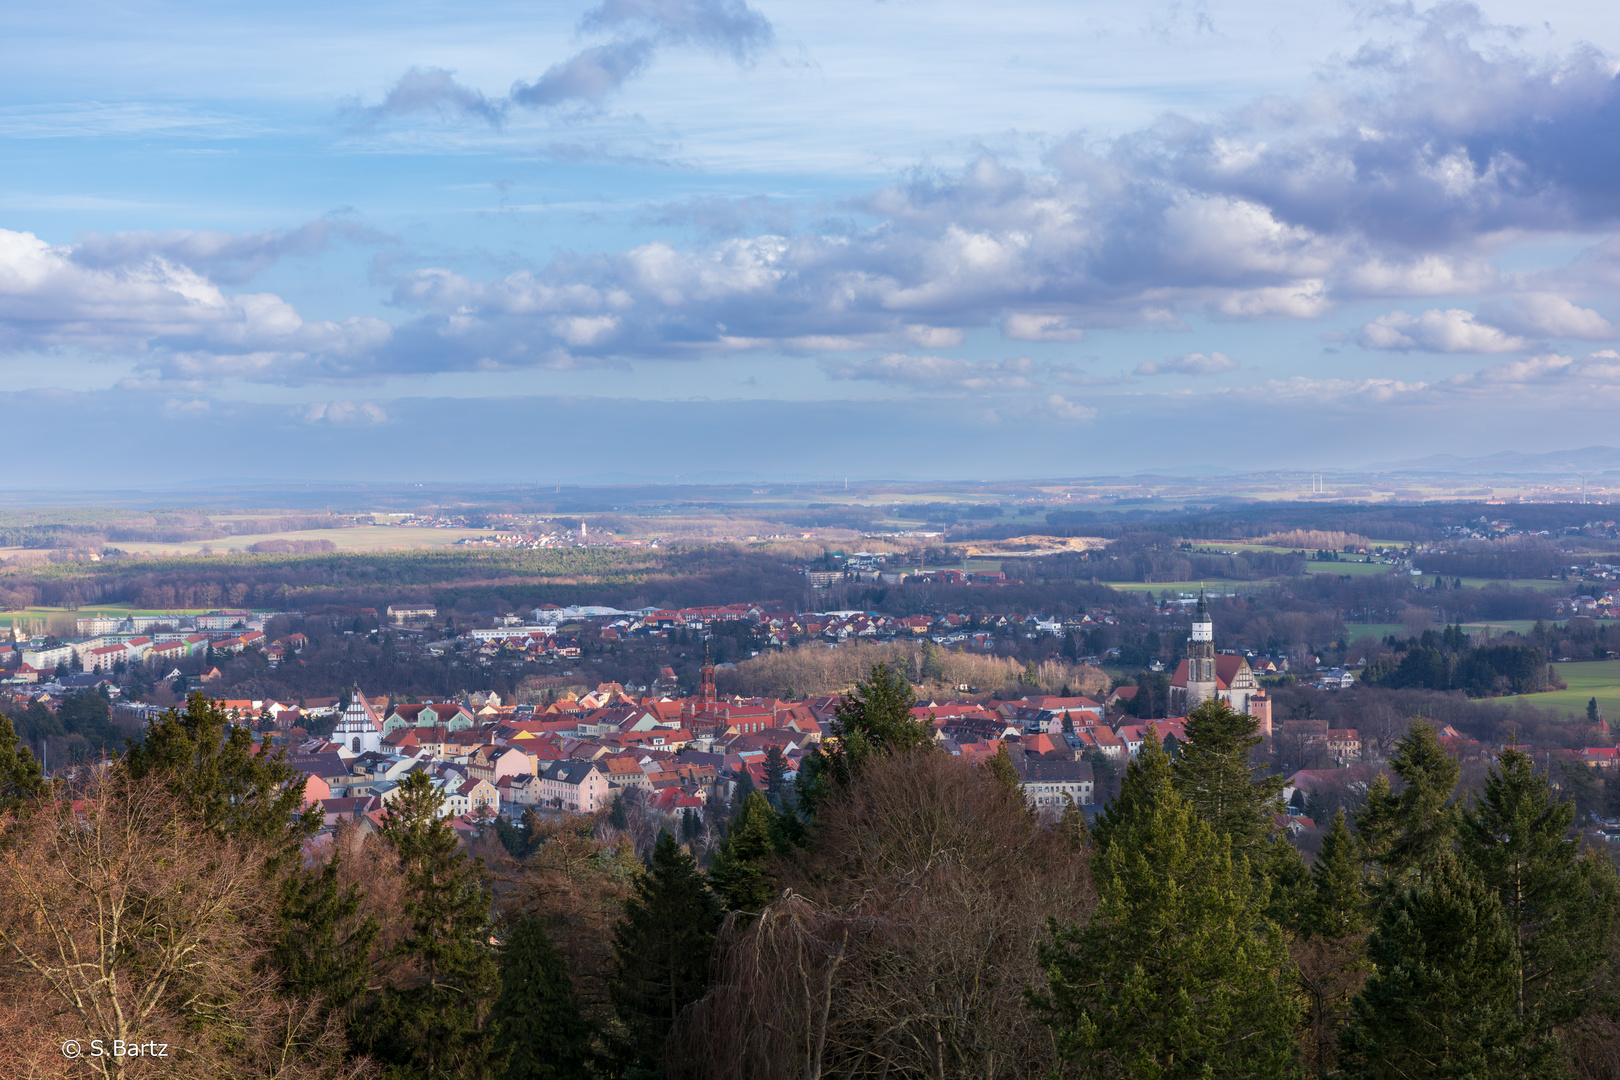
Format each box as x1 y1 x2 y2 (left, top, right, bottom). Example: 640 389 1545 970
1309 810 1367 940
1459 748 1620 1046
0 711 46 817
1033 736 1300 1079
1296 809 1370 1078
674 748 1091 1080
798 662 930 814
355 770 499 1079
0 772 352 1078
123 693 318 868
491 915 593 1080
1589 697 1602 723
708 790 779 914
1338 854 1529 1079
273 852 379 1020
1173 698 1285 862
763 745 789 808
1356 721 1459 892
609 831 722 1073
985 741 1024 800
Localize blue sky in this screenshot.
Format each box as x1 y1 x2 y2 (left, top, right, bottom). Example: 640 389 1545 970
3 0 1619 483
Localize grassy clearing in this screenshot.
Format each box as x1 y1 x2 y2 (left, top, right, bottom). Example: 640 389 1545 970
1495 659 1620 719
1345 623 1407 642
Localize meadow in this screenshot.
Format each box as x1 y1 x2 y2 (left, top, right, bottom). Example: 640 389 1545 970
1496 659 1620 720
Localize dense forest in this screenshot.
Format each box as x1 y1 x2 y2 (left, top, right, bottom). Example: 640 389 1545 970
5 678 1620 1079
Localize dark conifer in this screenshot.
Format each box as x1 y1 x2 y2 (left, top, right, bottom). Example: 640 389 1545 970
707 790 778 913
0 711 47 816
491 915 593 1080
1174 698 1285 861
1033 734 1299 1078
355 769 500 1079
1309 809 1367 939
1339 854 1527 1079
273 852 378 1016
1357 721 1459 891
610 831 722 1072
1459 748 1620 1044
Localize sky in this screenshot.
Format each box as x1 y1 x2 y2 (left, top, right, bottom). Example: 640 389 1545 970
3 0 1620 484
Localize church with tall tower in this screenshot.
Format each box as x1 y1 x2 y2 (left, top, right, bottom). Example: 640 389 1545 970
1167 591 1271 736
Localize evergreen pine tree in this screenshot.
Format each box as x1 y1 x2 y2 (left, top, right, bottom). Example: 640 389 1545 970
1258 835 1312 934
0 711 47 816
762 745 789 808
1459 748 1620 1045
1174 698 1285 861
1033 735 1300 1079
124 693 318 866
610 831 723 1073
491 915 593 1080
1339 854 1528 1079
273 851 379 1017
1309 809 1367 939
1091 723 1175 856
798 662 929 815
356 770 500 1079
707 790 779 913
1589 697 1601 724
1356 721 1459 892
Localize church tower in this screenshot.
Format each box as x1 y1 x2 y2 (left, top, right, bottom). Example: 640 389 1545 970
1186 590 1218 709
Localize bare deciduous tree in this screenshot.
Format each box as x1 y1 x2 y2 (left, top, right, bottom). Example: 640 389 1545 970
0 774 362 1080
672 750 1092 1079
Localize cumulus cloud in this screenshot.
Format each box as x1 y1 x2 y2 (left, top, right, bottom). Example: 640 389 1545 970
1002 313 1084 342
303 400 388 425
1135 351 1238 376
580 0 773 61
0 227 392 383
1479 293 1616 341
1357 308 1525 353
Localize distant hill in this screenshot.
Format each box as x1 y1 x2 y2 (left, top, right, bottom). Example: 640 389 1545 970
1367 446 1620 475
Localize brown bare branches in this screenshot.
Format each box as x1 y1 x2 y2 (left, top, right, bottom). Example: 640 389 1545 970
672 751 1093 1080
0 775 365 1080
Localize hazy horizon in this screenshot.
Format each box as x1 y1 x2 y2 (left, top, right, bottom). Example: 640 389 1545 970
3 0 1619 481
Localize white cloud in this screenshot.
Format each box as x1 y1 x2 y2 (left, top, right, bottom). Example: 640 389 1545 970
1482 293 1615 341
0 228 393 382
303 400 388 425
1357 308 1525 353
1002 313 1084 342
1135 351 1238 376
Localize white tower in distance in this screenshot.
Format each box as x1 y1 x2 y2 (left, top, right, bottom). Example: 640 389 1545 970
1186 590 1218 709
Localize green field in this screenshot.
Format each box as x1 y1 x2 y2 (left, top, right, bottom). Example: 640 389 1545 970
1497 659 1620 719
1345 624 1407 642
